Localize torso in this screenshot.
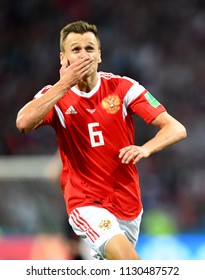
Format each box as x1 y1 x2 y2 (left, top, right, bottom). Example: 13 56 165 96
37 72 165 220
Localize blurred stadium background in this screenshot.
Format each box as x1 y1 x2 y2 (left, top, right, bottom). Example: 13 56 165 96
0 0 205 260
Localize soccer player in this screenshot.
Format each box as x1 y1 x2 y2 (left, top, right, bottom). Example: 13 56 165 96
16 20 187 260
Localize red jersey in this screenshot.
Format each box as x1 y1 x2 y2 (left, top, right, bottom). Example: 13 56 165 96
35 72 166 220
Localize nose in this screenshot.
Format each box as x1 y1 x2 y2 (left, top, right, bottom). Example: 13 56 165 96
80 49 90 59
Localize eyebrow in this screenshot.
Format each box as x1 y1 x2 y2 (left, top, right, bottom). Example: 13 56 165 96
71 41 95 47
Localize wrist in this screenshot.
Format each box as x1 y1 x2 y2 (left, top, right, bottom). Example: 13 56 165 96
54 80 71 95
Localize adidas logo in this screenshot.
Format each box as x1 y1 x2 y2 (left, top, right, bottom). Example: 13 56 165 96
65 106 78 114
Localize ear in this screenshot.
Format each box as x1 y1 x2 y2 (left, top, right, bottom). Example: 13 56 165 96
59 52 64 65
98 50 102 63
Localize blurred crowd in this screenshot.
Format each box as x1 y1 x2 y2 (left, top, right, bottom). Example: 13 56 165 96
1 0 205 235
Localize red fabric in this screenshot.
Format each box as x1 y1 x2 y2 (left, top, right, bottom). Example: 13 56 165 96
36 72 165 220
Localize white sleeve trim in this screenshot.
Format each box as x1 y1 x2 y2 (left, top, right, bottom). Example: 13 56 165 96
122 83 146 118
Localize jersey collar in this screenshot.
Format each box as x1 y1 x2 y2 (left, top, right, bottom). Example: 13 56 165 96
71 72 101 98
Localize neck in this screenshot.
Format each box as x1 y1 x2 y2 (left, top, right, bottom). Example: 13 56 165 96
77 73 98 93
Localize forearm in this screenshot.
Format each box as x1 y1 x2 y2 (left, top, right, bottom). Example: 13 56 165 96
119 112 187 164
16 82 68 133
142 121 187 156
16 56 95 133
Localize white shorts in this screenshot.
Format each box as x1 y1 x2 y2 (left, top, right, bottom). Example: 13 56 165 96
69 206 143 259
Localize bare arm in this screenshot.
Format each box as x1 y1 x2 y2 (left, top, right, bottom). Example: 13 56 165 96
16 56 94 133
119 111 187 164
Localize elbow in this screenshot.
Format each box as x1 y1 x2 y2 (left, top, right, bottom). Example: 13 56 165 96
178 124 187 141
183 127 187 140
16 113 42 133
16 118 27 134
16 115 31 134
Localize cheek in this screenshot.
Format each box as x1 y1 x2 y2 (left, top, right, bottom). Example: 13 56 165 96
91 54 100 64
66 53 80 64
68 56 77 64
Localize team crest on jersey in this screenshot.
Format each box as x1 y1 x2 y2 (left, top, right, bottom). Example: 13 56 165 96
98 219 112 230
101 95 121 114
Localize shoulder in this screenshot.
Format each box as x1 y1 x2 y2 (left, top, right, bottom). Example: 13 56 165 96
99 71 121 80
99 71 139 86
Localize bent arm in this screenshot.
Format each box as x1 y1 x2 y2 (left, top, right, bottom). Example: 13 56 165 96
143 111 187 155
16 83 67 133
16 56 94 133
119 111 187 164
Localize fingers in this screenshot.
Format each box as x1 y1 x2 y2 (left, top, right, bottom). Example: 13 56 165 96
68 56 94 76
59 58 69 78
69 56 93 71
119 146 146 164
75 56 94 78
60 58 69 71
60 56 94 86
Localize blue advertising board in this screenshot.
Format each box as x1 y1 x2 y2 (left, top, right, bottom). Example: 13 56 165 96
137 234 205 260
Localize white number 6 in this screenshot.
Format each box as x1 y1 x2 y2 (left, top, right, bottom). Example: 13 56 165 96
88 122 105 147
